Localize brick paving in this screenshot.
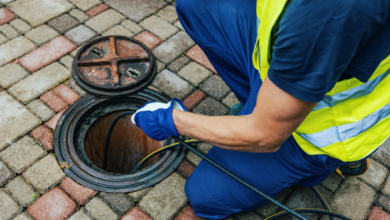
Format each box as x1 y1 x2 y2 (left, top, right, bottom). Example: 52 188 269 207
0 1 388 220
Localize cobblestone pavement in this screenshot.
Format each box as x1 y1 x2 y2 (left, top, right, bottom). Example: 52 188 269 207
0 1 389 220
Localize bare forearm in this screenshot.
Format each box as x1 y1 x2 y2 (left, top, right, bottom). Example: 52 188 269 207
173 109 278 152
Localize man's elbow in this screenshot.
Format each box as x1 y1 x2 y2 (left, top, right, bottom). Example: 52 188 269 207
252 136 283 153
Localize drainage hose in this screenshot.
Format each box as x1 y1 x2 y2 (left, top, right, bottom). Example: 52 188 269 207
104 113 351 220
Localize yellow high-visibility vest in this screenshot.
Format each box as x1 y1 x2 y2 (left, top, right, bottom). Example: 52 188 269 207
253 0 390 162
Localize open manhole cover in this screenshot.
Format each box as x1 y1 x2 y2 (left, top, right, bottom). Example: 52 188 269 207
54 36 187 193
72 35 156 97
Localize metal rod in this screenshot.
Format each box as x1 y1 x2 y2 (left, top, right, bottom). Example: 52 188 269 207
172 136 309 220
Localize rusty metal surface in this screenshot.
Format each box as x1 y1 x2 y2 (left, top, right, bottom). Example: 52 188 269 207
72 36 156 97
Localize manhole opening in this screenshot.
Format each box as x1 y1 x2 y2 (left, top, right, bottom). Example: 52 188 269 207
84 111 163 174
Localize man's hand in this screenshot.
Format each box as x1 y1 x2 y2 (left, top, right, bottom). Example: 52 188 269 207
131 98 187 141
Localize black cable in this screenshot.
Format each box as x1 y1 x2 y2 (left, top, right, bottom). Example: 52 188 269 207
172 137 309 220
131 140 203 173
310 186 335 220
103 113 351 220
103 111 133 170
265 208 351 220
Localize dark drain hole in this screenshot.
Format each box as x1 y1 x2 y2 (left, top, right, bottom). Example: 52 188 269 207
84 111 163 174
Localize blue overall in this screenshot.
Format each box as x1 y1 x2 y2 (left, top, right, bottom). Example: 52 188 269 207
175 0 356 219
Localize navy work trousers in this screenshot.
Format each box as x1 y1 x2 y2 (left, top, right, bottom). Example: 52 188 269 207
176 0 347 219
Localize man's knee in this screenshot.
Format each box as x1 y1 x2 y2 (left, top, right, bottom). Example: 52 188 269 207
176 0 195 19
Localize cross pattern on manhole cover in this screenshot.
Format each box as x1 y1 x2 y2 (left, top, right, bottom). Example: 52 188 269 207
73 36 154 89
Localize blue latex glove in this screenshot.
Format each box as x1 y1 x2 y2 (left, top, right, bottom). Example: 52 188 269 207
131 98 187 141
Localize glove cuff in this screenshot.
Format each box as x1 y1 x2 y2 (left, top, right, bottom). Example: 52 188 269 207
164 98 187 137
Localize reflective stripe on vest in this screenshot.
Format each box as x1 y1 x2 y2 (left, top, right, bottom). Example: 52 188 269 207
253 0 390 162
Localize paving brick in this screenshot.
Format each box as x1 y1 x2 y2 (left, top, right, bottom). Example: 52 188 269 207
0 32 7 44
85 9 125 33
48 14 79 34
223 92 240 108
127 187 152 202
122 207 153 220
193 97 229 116
13 212 35 220
139 173 188 220
60 55 73 71
5 176 40 207
198 143 213 154
255 188 292 218
8 0 73 26
30 125 54 150
376 194 390 213
157 60 165 73
235 211 262 220
186 45 217 73
183 89 207 111
8 62 71 104
0 92 41 150
69 0 100 11
0 36 35 67
278 186 332 220
0 63 29 88
0 135 46 173
174 205 205 220
100 192 134 215
153 31 195 64
177 160 195 178
367 206 390 220
102 25 134 38
134 31 162 50
175 20 184 31
106 0 166 23
85 197 119 220
25 25 59 46
27 187 77 220
382 176 390 198
179 62 212 86
60 177 97 205
40 91 68 112
65 25 97 46
200 75 230 100
321 172 344 193
157 5 178 23
53 84 81 105
372 138 390 169
70 46 82 57
86 4 109 17
151 69 194 99
66 78 88 97
69 210 93 220
358 159 388 189
9 19 30 34
0 189 22 220
0 8 16 26
140 15 178 40
121 19 143 35
0 160 16 187
44 108 66 130
329 177 376 220
186 151 202 166
69 9 89 23
23 154 65 194
19 36 77 72
168 56 190 73
0 24 20 39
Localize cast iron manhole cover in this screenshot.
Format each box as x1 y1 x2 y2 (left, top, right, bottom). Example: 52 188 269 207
72 36 156 97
